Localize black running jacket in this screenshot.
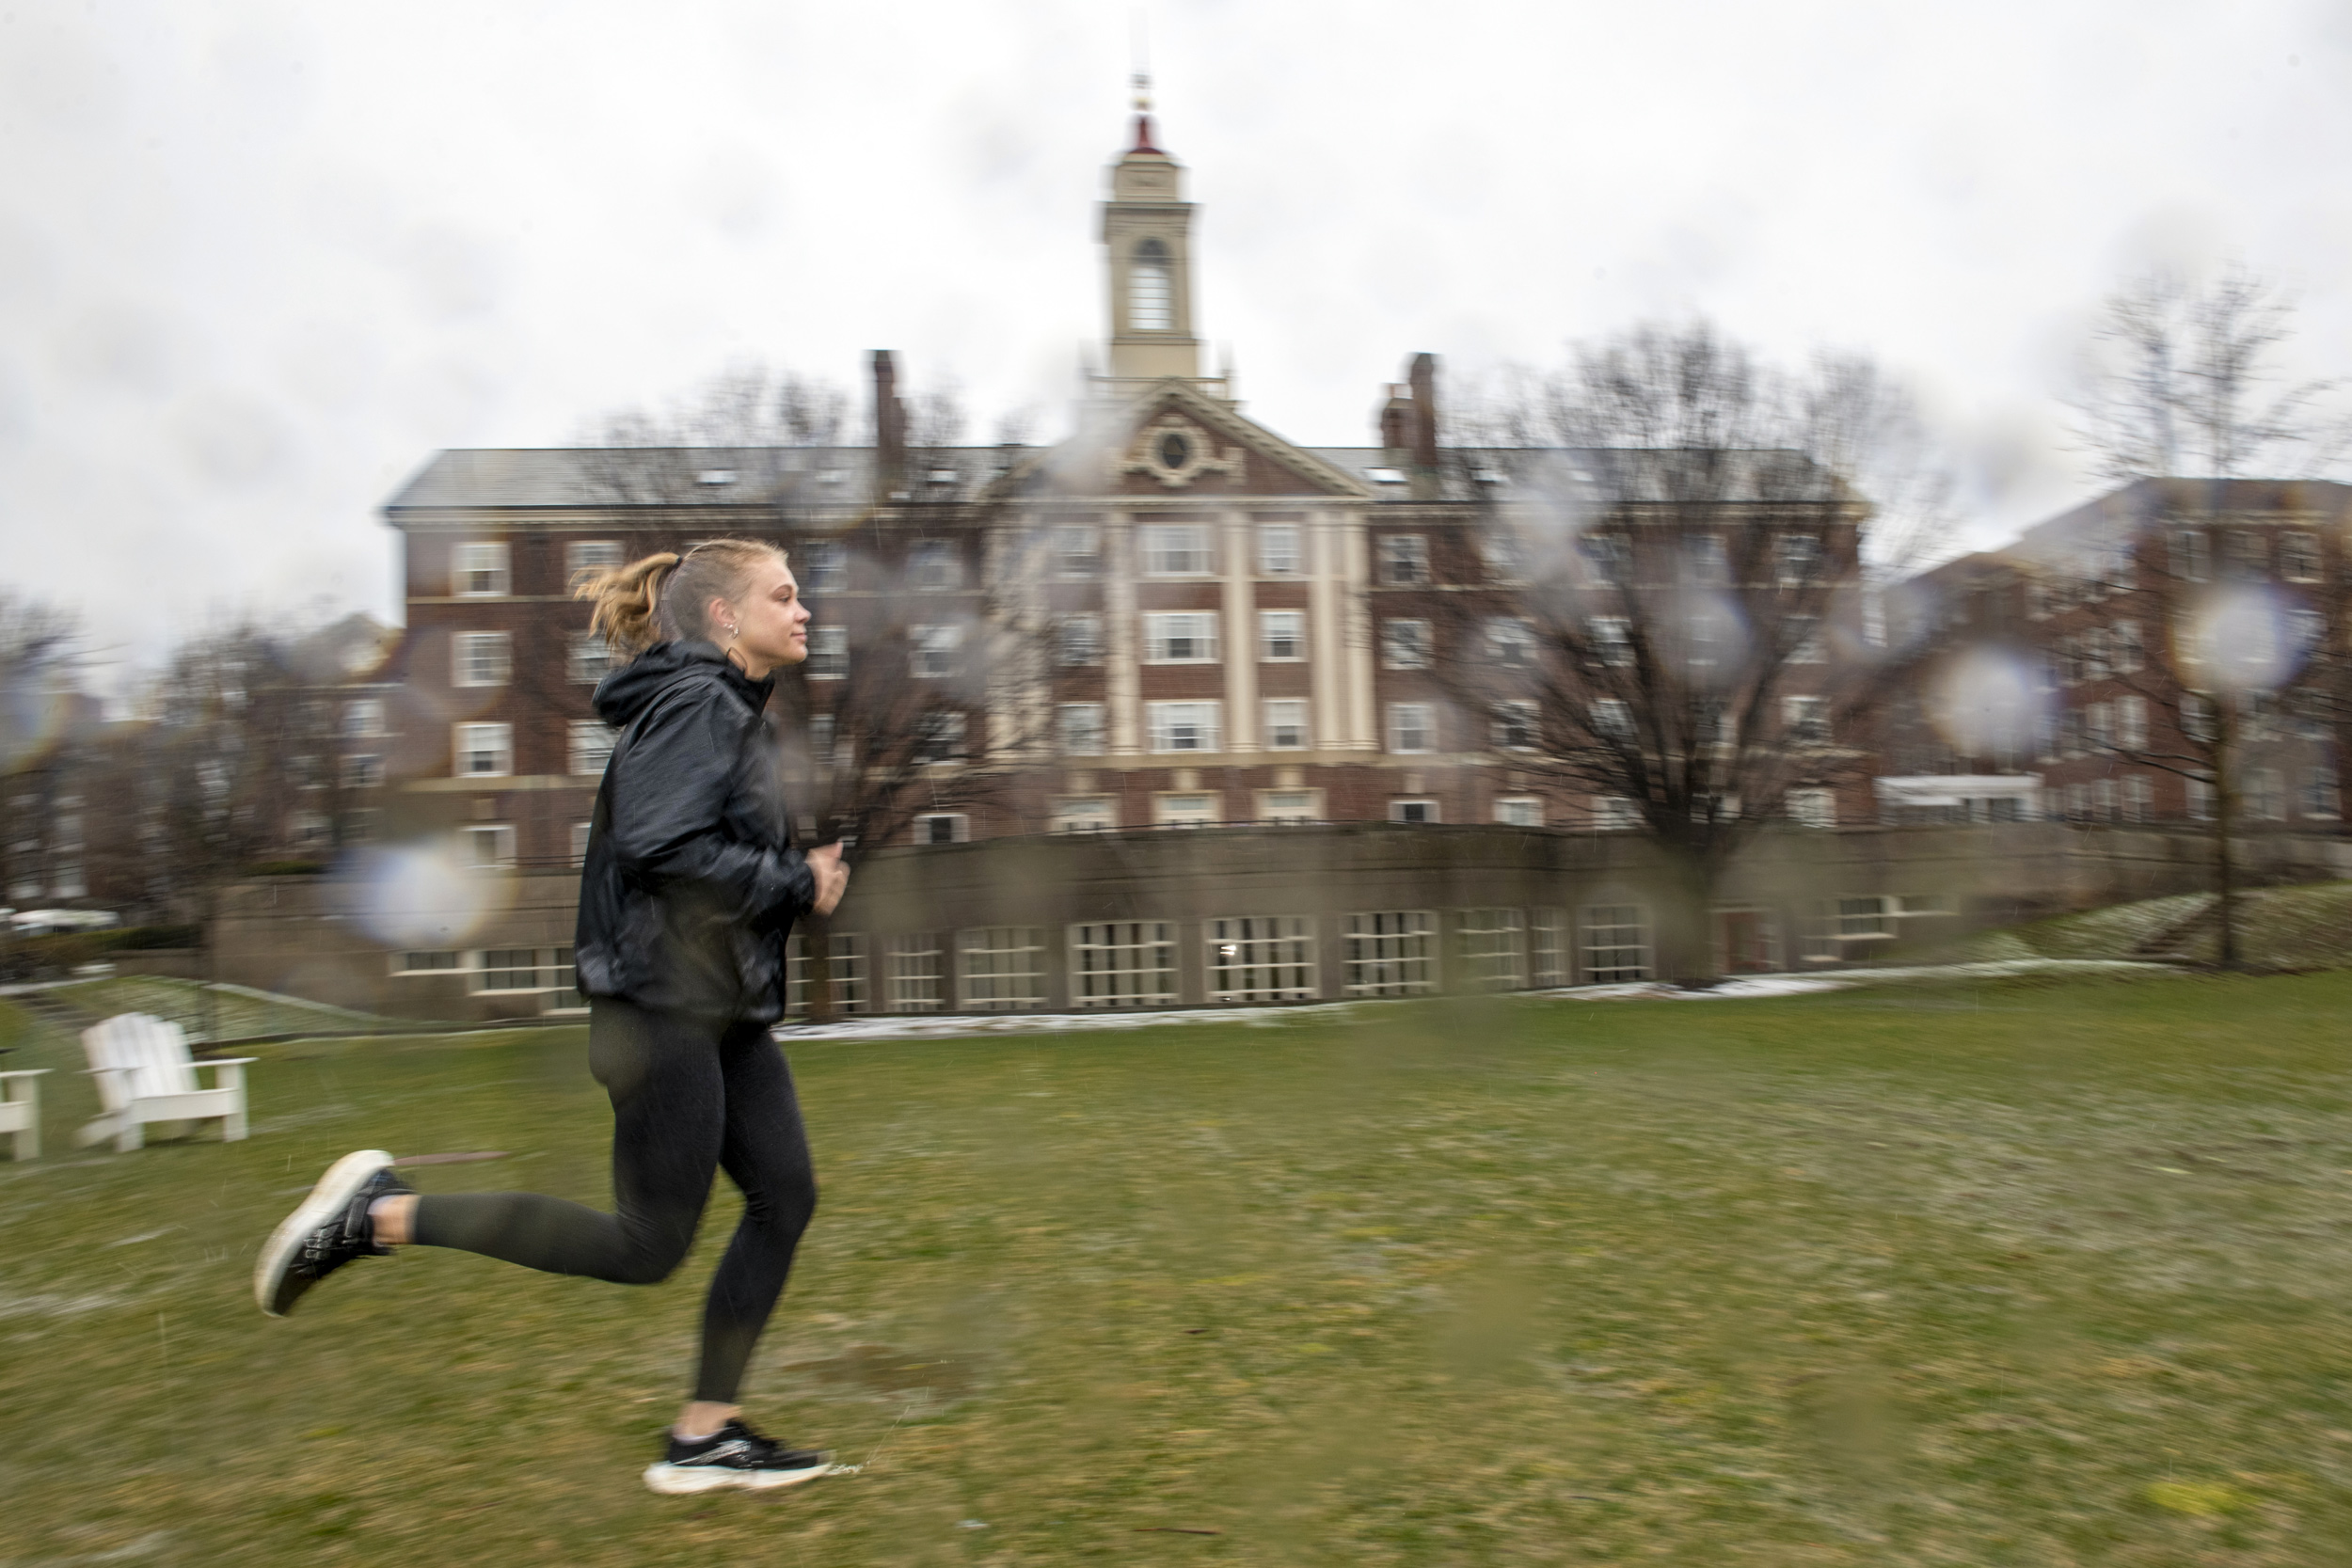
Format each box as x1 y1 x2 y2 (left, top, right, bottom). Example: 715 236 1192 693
573 641 816 1022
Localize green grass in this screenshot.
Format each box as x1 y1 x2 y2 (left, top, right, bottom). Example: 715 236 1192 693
8 973 2352 1564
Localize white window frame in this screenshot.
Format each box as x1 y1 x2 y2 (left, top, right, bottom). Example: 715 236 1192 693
1488 617 1537 668
564 540 622 579
1057 703 1106 756
1144 611 1221 664
1387 702 1436 754
915 813 970 845
1057 612 1104 666
959 927 1048 1011
568 632 613 686
800 540 848 593
1531 909 1568 987
1494 796 1543 827
453 721 513 778
1257 789 1321 824
1207 915 1317 1003
1141 523 1215 577
570 820 593 867
1787 787 1836 829
343 699 387 739
913 711 967 765
1457 908 1528 992
2282 530 2323 583
885 932 946 1013
1070 921 1179 1007
1590 796 1640 832
806 626 850 680
1492 700 1538 751
908 540 962 592
1379 534 1430 586
1343 911 1436 996
453 631 512 689
1581 904 1652 983
470 944 574 992
911 624 961 679
1785 695 1831 745
1054 524 1102 578
1381 619 1432 669
568 721 616 777
1389 799 1439 824
785 931 867 1016
1152 793 1222 828
1052 797 1118 833
1147 701 1223 754
453 541 511 597
460 823 516 868
342 753 384 790
1262 698 1309 751
1259 610 1307 662
1257 523 1302 577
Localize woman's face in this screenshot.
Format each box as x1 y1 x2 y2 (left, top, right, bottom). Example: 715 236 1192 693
721 555 810 677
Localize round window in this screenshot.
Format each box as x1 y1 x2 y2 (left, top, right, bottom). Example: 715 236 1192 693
1157 431 1192 470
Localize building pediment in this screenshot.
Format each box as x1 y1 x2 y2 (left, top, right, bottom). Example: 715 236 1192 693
993 380 1375 502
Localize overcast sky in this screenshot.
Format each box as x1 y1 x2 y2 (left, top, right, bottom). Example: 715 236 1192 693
5 0 2349 688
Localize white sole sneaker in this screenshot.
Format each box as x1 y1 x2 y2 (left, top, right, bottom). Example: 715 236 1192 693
254 1148 394 1317
642 1459 831 1495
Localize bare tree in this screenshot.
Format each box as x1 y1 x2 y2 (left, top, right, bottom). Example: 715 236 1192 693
575 361 853 506
2069 266 2347 483
1430 323 1938 983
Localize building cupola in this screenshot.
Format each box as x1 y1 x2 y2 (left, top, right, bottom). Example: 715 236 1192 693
1096 73 1227 403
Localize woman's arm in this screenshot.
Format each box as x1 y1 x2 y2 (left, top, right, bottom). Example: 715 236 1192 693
603 689 815 927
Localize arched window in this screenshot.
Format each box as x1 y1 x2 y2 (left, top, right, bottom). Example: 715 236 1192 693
1130 238 1172 331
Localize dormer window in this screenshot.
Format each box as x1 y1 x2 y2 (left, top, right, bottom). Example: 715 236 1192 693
1131 238 1172 331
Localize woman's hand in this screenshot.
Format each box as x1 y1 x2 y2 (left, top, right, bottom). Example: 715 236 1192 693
806 842 850 916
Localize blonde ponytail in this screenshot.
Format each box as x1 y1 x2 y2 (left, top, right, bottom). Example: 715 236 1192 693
573 539 787 657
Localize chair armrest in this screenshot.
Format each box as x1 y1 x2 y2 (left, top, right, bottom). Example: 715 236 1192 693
0 1069 51 1079
199 1057 260 1067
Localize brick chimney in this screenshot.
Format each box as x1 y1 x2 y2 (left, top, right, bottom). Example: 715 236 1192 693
1406 353 1439 471
871 350 907 501
1377 384 1410 455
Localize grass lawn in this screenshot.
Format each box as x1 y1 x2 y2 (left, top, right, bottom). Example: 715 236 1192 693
8 972 2352 1565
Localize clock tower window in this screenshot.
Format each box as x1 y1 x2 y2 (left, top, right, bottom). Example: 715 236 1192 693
1131 239 1173 331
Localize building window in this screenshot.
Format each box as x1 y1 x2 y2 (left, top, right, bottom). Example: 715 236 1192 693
2304 765 2342 819
805 714 836 766
1687 533 1728 585
1489 617 1537 667
342 754 384 790
785 932 867 1016
909 541 961 592
1784 615 1825 664
1381 619 1431 669
453 632 512 688
453 541 511 596
1053 525 1102 578
1492 701 1538 751
1379 534 1429 586
806 626 849 679
453 722 513 778
1343 911 1436 996
2086 702 2114 750
1581 535 1630 588
1494 797 1542 827
1591 698 1635 741
2249 767 2286 821
1785 696 1830 745
885 933 946 1013
1130 237 1173 330
2173 529 2210 582
1776 534 1821 587
1153 793 1221 828
798 540 846 594
2113 620 2143 673
1258 523 1302 576
911 624 961 678
565 540 622 579
2093 778 2119 821
1147 701 1222 753
2118 695 2148 752
1057 612 1103 666
471 945 574 992
1387 703 1435 754
2283 531 2323 582
1144 611 1220 663
1141 523 1213 576
1390 799 1439 824
570 820 593 866
1071 921 1178 1007
1258 789 1319 824
1057 703 1106 756
1590 796 1640 832
1263 699 1309 751
1207 915 1316 1003
959 927 1048 1011
568 721 616 776
912 712 967 764
461 823 516 867
2122 776 2153 824
392 950 463 975
1581 905 1652 983
1053 796 1117 832
343 699 387 738
568 632 613 685
1531 909 1569 986
1457 908 1527 991
1260 610 1306 661
915 813 969 845
2186 776 2216 820
1481 531 1527 584
1787 787 1836 829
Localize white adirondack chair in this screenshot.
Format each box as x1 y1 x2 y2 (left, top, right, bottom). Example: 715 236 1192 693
0 1067 48 1160
78 1013 255 1152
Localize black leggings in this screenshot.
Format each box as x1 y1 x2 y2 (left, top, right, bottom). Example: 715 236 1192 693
411 998 818 1403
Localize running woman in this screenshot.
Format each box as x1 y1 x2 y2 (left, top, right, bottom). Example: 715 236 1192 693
255 539 851 1495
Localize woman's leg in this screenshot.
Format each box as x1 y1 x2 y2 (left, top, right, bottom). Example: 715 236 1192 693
406 999 725 1285
688 1022 819 1405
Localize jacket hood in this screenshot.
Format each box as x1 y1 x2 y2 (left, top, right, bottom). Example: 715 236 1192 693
593 641 775 726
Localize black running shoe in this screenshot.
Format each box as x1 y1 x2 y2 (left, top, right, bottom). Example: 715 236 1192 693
254 1149 413 1317
643 1419 832 1495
